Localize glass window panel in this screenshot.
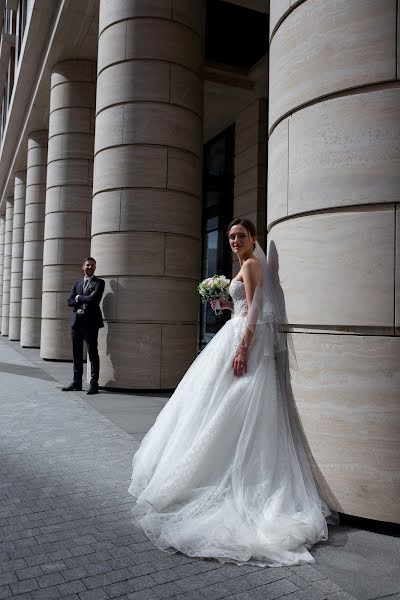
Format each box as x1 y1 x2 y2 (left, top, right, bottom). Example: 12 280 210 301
206 216 218 232
205 229 218 276
206 190 219 208
200 125 234 349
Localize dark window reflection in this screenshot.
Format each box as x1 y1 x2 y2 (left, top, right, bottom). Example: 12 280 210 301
200 125 234 349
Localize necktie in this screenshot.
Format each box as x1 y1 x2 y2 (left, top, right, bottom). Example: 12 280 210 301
83 279 89 294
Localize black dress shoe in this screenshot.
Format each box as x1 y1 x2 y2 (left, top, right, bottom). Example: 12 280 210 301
86 385 98 395
61 382 82 391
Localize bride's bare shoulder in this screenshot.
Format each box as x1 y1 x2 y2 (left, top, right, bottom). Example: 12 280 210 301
242 257 261 284
243 257 261 274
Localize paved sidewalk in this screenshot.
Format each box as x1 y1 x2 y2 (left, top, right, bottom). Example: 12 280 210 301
0 337 398 600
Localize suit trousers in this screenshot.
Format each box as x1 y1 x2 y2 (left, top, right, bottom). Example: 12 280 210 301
71 320 100 385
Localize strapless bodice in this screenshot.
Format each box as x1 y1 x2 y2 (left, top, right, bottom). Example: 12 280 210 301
229 279 247 317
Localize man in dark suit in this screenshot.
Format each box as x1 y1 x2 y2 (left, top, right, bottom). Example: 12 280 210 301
61 257 105 395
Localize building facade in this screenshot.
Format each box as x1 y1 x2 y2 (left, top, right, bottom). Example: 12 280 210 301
0 0 399 523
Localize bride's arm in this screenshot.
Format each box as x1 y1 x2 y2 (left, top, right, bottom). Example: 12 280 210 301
232 259 261 377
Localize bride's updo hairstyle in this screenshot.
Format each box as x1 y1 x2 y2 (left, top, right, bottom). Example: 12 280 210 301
227 218 257 238
227 218 257 249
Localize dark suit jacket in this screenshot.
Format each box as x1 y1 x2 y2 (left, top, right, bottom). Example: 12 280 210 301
67 275 105 330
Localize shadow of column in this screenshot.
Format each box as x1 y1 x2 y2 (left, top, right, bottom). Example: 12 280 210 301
101 279 119 388
268 240 342 514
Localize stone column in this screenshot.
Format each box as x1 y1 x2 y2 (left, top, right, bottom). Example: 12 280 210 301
41 60 96 360
9 172 27 340
234 99 267 245
93 0 205 389
0 215 5 330
268 0 400 523
21 131 48 347
1 199 14 336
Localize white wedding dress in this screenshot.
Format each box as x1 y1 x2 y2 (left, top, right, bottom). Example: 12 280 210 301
128 278 331 567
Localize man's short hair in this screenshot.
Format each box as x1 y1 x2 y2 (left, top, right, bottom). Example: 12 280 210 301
82 257 96 264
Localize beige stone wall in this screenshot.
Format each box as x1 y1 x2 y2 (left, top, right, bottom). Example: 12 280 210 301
41 60 96 360
93 0 205 389
9 172 26 340
21 131 48 348
1 199 14 336
289 334 400 522
234 99 267 246
268 0 400 523
0 215 5 329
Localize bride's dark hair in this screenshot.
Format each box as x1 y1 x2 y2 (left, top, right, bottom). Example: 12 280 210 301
227 218 257 237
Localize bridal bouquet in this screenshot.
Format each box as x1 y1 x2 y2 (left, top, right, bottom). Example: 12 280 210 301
198 275 230 315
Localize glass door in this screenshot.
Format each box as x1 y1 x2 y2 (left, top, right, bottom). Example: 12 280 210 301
200 125 234 348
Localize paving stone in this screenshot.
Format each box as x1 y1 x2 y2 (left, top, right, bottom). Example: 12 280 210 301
57 580 87 596
126 591 158 600
8 545 35 560
148 570 179 585
81 574 109 589
86 551 113 563
68 546 94 558
105 581 136 598
0 558 27 573
176 565 255 592
295 586 335 600
287 573 313 589
170 561 222 580
61 568 89 582
40 562 68 575
10 577 39 594
312 579 343 594
109 557 137 570
228 577 299 599
63 557 92 570
47 549 73 562
0 571 17 585
0 585 11 599
151 581 186 598
78 588 109 600
69 536 98 547
17 566 47 581
32 586 62 599
84 562 113 576
37 572 66 589
108 547 133 559
289 565 327 583
26 554 51 567
106 569 134 585
326 593 359 600
129 565 157 579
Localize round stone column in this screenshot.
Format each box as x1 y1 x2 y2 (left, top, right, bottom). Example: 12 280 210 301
0 214 5 330
41 60 96 360
1 199 14 336
21 131 48 347
268 0 400 522
9 172 26 340
93 0 205 389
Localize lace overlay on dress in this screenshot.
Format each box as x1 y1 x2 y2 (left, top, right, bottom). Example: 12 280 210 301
229 279 247 318
129 271 332 567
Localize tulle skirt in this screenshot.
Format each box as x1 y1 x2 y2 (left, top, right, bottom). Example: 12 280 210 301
128 315 331 566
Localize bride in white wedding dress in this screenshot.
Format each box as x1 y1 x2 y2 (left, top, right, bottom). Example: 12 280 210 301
128 218 332 567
